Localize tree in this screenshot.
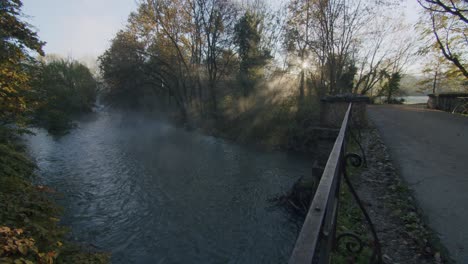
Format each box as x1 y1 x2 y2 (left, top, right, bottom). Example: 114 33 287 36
99 0 240 119
417 0 468 23
196 0 238 114
234 11 271 96
0 0 44 126
34 58 97 131
419 50 467 94
285 0 379 97
418 0 468 78
420 55 445 94
381 71 402 103
99 30 148 108
353 8 415 96
284 0 314 99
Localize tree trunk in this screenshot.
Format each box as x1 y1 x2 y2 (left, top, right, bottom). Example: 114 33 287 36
299 70 305 99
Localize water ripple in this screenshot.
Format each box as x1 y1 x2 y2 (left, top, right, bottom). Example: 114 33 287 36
25 111 311 263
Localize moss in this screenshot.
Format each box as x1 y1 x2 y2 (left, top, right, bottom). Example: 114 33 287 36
386 179 450 262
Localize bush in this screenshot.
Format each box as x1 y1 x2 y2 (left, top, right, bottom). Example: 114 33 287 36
383 97 405 104
0 129 108 263
33 59 97 133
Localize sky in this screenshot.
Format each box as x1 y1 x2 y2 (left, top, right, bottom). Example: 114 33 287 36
22 0 138 61
21 0 422 64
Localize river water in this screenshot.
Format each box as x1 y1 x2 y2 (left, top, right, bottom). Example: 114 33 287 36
25 110 311 263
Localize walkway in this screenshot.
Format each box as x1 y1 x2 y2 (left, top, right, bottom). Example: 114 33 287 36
368 105 468 263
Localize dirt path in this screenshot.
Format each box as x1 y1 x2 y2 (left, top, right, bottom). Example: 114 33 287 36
368 105 468 263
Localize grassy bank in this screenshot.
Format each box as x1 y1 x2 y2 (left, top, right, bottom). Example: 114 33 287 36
330 127 446 264
188 93 321 153
0 127 108 264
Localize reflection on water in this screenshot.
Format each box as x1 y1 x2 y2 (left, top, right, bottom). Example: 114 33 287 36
399 96 429 104
376 95 429 105
25 110 311 264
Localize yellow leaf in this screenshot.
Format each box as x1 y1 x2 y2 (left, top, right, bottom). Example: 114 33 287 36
18 244 28 255
0 226 11 234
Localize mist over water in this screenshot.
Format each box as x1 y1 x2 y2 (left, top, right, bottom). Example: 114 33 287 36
25 109 312 263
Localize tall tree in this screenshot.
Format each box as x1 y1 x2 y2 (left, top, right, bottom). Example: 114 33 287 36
99 30 149 108
284 0 314 99
234 11 271 96
285 0 374 97
100 0 240 119
0 0 44 126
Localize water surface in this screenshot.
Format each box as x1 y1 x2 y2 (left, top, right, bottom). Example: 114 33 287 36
25 110 310 263
376 95 429 104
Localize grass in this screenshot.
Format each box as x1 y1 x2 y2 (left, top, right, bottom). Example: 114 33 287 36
213 94 321 151
386 176 449 263
331 166 374 264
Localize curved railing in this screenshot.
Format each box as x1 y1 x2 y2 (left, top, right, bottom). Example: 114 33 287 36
288 103 382 264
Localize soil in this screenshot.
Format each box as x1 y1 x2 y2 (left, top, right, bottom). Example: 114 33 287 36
353 126 446 264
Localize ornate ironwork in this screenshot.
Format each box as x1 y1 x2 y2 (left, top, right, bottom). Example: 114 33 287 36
288 103 382 264
349 119 368 167
335 233 364 254
340 153 383 264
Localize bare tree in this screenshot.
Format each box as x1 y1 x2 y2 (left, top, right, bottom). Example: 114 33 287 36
354 13 415 95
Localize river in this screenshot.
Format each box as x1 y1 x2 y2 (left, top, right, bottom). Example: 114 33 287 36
25 110 311 263
375 95 429 105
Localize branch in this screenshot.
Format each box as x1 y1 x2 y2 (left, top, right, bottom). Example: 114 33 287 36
417 0 468 24
431 14 468 78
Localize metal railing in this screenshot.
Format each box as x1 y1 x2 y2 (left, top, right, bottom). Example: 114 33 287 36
288 103 382 264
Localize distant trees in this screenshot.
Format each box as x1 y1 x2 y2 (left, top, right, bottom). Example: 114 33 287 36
99 0 468 114
381 72 402 103
33 58 98 132
283 0 411 99
99 0 243 119
418 49 467 94
353 9 415 96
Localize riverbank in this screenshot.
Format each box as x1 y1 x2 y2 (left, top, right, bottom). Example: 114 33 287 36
174 96 322 155
0 127 109 263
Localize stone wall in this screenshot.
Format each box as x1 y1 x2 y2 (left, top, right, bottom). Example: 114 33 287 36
427 93 468 113
314 94 370 165
320 94 370 128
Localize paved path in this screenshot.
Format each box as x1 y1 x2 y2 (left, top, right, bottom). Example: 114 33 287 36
368 105 468 263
